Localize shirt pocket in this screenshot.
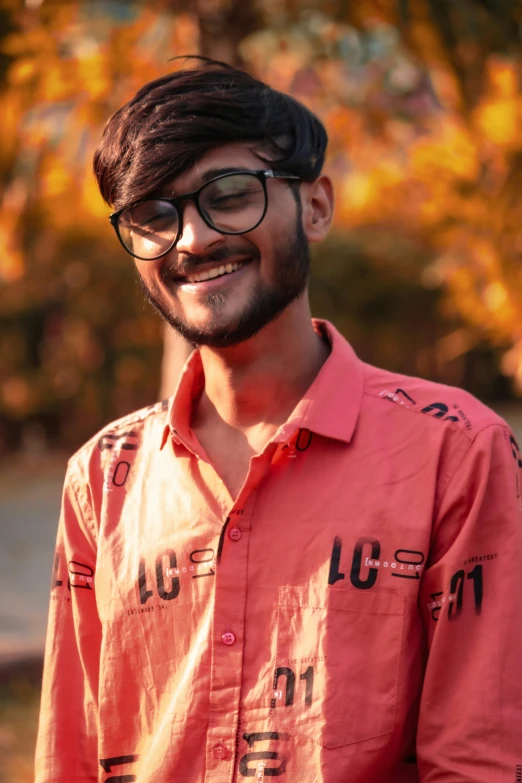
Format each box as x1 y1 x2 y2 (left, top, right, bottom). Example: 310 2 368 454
269 585 405 749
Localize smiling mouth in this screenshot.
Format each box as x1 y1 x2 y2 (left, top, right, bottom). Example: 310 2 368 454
179 260 249 284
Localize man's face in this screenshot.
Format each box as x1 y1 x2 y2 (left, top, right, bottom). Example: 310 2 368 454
134 145 310 349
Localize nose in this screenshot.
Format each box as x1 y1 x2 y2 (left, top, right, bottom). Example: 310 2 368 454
175 201 223 256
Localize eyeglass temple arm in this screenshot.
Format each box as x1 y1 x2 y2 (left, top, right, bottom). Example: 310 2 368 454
266 170 301 181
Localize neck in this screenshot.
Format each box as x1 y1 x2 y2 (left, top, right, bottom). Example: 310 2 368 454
196 299 330 432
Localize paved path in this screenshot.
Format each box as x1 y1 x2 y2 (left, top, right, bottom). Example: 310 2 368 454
0 457 67 664
1 403 521 665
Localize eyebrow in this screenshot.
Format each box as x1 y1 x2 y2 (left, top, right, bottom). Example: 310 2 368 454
200 166 250 183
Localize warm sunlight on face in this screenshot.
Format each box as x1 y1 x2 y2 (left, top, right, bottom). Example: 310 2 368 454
133 145 312 348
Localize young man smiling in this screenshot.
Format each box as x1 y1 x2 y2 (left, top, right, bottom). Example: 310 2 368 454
36 59 522 783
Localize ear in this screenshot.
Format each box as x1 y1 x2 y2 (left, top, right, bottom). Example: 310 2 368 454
300 175 334 243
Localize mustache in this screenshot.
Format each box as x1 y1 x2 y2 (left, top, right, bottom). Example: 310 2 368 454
160 244 259 281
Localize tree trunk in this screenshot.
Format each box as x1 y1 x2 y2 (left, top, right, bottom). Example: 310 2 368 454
159 0 262 398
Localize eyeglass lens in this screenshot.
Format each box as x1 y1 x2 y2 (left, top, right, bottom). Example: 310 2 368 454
117 173 266 259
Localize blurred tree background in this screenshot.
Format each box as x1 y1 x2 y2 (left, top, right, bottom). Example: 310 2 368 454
1 0 522 456
2 3 522 779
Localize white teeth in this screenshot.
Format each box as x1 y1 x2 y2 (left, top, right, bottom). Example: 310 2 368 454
185 261 244 284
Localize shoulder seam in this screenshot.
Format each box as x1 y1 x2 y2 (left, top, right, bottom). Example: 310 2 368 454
362 387 503 440
72 399 169 458
108 399 169 431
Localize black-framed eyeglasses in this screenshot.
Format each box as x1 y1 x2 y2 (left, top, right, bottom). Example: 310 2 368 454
109 169 301 261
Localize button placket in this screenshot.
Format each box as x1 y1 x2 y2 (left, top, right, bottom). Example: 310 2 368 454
205 486 261 782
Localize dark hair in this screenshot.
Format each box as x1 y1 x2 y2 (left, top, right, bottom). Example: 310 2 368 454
93 57 328 209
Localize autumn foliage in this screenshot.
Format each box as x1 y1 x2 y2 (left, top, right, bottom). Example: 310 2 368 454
0 0 521 451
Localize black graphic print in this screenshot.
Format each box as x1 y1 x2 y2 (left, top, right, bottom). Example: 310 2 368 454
509 435 522 468
239 733 290 778
271 666 314 708
98 431 139 452
379 389 473 429
328 537 425 589
295 429 313 451
427 564 484 621
99 754 139 782
420 402 459 423
278 429 314 458
350 536 380 589
52 552 94 592
395 388 416 404
137 547 216 605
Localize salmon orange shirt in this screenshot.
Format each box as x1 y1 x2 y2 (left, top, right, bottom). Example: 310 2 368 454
35 320 522 783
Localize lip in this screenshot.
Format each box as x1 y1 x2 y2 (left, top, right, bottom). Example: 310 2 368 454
174 260 252 294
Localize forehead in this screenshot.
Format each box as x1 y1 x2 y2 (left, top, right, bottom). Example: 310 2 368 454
167 144 266 195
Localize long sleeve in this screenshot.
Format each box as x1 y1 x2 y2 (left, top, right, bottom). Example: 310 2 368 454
35 467 101 783
418 423 522 781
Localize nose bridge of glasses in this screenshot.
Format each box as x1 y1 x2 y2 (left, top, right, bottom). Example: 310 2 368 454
174 194 219 249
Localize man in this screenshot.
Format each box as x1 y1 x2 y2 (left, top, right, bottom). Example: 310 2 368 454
36 58 522 783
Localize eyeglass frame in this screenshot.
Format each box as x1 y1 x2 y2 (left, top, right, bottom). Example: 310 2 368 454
108 168 302 261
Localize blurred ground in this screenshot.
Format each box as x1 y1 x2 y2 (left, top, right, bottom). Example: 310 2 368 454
0 665 41 783
0 402 521 780
0 454 67 664
0 454 66 783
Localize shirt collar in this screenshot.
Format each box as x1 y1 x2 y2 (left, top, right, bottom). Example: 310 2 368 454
161 319 364 449
160 348 205 452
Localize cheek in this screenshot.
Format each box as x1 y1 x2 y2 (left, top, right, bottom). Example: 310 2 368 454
135 260 164 289
257 221 290 268
267 207 298 242
248 226 276 261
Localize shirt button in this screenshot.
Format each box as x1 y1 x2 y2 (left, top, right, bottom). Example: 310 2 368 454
221 631 236 646
213 743 228 760
228 526 242 541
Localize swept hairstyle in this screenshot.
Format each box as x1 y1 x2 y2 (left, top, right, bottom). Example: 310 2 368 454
93 56 328 209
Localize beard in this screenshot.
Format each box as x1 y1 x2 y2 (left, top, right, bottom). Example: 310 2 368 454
136 211 310 349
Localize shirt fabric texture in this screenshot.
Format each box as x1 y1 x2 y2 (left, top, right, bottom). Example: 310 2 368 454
35 320 522 783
